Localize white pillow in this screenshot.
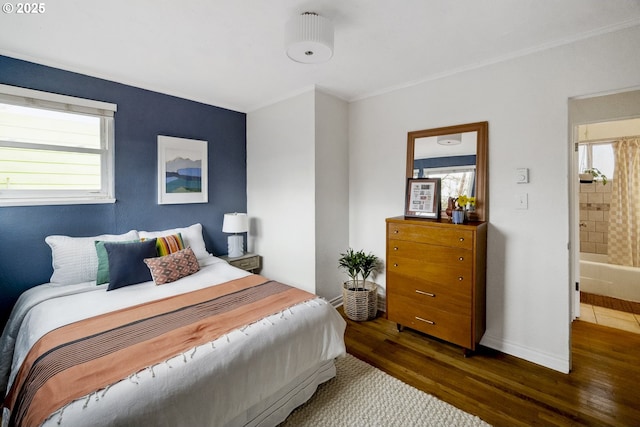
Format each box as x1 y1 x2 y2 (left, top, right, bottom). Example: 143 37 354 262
46 230 140 286
138 223 212 263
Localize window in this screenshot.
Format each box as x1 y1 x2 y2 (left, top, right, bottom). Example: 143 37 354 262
578 142 615 179
423 166 476 209
0 84 116 206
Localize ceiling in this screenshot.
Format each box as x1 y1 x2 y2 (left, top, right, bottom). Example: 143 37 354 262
1 0 639 113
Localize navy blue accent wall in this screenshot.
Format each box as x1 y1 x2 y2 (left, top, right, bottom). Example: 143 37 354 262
0 56 247 325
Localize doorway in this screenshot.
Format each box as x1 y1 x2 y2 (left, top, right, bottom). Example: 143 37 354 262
569 89 640 335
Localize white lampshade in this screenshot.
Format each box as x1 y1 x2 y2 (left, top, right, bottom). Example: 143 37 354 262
285 12 334 64
222 213 249 233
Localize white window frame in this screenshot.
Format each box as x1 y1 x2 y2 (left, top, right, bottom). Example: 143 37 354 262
578 141 615 179
0 84 117 207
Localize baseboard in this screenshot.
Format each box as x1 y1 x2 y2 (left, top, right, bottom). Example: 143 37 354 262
329 295 342 308
481 333 570 373
377 294 386 313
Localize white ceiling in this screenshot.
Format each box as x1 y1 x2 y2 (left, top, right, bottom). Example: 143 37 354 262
1 0 640 113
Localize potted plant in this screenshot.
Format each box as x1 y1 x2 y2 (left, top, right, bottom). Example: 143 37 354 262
339 248 382 321
579 168 608 185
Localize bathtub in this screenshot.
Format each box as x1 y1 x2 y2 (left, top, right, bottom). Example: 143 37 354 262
580 253 640 302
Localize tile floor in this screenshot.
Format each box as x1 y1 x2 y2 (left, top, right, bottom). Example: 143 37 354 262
579 303 640 334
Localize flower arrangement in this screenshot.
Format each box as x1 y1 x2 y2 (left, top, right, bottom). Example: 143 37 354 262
455 195 476 210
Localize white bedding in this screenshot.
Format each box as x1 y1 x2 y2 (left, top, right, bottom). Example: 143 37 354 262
0 259 346 427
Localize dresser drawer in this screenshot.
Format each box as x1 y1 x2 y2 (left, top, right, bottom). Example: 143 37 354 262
387 296 472 348
387 222 473 249
388 239 472 270
386 273 471 312
387 250 473 288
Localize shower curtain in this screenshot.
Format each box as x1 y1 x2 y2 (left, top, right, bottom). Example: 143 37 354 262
608 138 640 267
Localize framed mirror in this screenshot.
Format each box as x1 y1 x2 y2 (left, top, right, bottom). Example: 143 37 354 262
407 121 488 222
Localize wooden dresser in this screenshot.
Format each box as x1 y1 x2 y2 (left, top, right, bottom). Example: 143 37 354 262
385 216 487 354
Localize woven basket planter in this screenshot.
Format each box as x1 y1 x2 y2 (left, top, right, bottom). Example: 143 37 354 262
343 280 378 321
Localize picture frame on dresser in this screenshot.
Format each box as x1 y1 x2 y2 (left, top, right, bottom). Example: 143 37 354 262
405 178 441 219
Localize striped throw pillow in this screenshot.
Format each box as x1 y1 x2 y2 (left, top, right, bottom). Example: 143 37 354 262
143 233 185 257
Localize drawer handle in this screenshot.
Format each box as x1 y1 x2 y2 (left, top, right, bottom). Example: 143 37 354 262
415 316 435 325
415 290 435 297
458 276 464 281
394 230 399 234
459 237 465 242
394 247 398 251
458 256 464 261
393 263 398 267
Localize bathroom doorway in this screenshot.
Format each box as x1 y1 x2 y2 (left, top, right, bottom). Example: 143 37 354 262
569 89 640 334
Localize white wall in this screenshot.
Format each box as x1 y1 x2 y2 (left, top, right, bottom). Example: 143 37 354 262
348 25 640 372
247 91 316 293
314 91 349 300
247 89 349 299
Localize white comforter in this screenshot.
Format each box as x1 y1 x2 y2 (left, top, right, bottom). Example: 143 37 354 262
0 259 346 427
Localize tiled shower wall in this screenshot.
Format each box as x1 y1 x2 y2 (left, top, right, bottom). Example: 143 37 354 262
579 182 611 254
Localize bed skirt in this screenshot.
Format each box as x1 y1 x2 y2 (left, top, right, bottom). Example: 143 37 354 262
235 359 337 426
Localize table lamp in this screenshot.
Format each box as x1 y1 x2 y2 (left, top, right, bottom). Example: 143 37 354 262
222 213 248 258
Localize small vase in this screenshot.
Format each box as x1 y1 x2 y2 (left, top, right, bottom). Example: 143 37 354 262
452 209 465 224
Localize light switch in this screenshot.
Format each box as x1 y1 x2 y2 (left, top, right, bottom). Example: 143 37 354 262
515 168 529 183
516 193 528 209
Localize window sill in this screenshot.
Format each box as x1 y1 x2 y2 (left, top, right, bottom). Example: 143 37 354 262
0 198 116 207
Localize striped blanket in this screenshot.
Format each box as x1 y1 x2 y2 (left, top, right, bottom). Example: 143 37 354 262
2 275 315 427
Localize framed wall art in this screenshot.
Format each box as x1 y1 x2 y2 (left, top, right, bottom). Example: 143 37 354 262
405 177 440 219
157 135 208 205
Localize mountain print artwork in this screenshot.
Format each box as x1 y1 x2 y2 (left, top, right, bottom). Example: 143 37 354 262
165 157 202 193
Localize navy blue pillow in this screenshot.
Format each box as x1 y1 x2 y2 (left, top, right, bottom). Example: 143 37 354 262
104 239 157 291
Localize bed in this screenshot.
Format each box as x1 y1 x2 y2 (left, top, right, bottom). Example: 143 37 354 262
0 224 346 427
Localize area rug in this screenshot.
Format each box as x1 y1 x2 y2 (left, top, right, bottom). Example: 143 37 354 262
279 354 490 427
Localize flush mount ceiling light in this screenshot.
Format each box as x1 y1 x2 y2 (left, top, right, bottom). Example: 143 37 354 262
437 134 462 146
285 12 334 64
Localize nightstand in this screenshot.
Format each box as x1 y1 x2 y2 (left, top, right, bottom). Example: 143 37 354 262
221 253 261 273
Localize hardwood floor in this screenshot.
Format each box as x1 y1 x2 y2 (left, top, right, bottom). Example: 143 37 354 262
340 308 640 426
